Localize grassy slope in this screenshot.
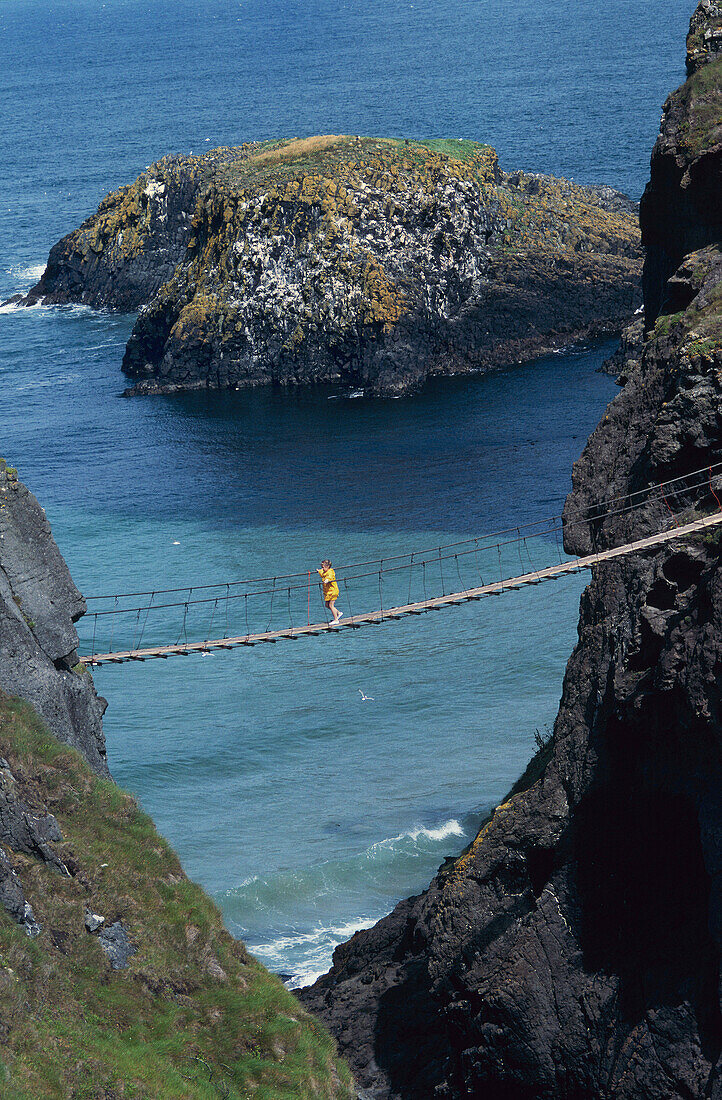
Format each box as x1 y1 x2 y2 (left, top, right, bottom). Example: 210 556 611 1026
674 56 722 157
0 693 353 1100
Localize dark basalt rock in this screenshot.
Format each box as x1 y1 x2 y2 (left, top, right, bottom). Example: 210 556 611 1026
687 0 722 75
301 283 722 1100
98 921 137 970
21 153 217 312
0 459 108 776
12 137 642 397
641 3 722 330
0 750 69 934
299 7 722 1096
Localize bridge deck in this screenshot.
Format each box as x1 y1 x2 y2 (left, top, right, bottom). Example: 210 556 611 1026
80 512 722 665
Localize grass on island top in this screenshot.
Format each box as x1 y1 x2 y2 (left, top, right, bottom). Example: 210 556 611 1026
206 135 499 192
0 692 352 1100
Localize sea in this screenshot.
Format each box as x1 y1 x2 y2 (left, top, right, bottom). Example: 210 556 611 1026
0 0 694 985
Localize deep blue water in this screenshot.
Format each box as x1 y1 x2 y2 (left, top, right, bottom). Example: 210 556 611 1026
1 0 694 982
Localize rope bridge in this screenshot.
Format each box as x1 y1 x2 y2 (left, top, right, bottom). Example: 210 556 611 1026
79 463 722 667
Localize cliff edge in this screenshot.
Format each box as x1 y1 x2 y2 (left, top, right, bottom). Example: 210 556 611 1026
0 459 107 776
15 136 641 396
0 465 353 1098
299 7 722 1097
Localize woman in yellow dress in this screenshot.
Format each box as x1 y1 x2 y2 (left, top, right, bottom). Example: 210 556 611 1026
317 559 343 624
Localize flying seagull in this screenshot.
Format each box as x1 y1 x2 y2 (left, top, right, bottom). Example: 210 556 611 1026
359 689 374 702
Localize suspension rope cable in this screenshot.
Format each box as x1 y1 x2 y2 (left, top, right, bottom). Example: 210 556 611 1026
266 578 276 632
83 470 722 623
136 591 155 651
552 516 564 565
131 606 142 652
88 487 699 619
84 460 722 602
455 553 467 597
176 593 190 646
343 577 358 627
660 482 678 528
108 595 118 654
474 537 484 586
206 597 218 644
79 501 722 661
710 465 722 511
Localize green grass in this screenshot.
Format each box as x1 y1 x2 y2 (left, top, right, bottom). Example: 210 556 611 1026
653 310 685 338
209 135 499 195
675 56 722 157
0 693 353 1100
387 137 492 161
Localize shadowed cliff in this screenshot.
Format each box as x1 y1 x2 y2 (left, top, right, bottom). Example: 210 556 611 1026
299 6 722 1097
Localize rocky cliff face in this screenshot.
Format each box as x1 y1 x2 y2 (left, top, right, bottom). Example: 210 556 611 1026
20 152 218 312
0 463 352 1098
0 459 107 776
16 136 641 396
299 7 722 1097
641 2 722 327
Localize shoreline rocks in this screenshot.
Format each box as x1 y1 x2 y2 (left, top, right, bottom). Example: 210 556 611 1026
15 137 642 396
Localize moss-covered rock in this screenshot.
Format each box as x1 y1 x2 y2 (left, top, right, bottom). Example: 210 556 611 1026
642 2 722 328
21 136 641 396
0 692 353 1100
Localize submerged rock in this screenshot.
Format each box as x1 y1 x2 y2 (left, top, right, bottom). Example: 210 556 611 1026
19 136 641 396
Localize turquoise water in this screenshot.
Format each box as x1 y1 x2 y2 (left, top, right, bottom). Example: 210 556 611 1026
1 283 615 982
0 0 693 981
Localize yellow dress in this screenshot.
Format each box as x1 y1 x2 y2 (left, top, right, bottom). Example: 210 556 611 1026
318 567 339 602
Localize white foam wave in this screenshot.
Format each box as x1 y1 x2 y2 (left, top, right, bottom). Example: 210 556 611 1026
0 299 96 318
1 262 46 302
370 817 465 853
248 916 376 988
407 819 465 842
16 262 46 283
252 917 372 955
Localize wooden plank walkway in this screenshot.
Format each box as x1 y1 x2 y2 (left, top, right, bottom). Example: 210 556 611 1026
80 512 722 666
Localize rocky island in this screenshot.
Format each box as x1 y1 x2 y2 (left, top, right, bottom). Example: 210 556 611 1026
17 136 641 395
299 5 722 1097
0 461 352 1098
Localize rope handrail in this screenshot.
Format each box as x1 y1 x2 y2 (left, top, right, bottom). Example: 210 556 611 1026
83 469 720 618
83 459 722 602
79 508 722 666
